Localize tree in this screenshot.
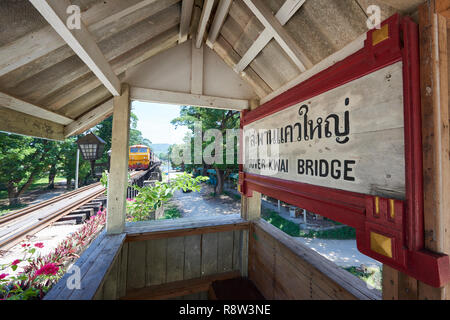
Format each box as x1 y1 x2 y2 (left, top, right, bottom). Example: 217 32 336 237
171 107 240 195
0 133 55 205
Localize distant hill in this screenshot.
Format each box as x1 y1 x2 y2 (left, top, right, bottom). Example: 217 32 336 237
150 143 171 155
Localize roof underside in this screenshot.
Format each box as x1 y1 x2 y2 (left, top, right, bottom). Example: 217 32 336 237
0 0 423 140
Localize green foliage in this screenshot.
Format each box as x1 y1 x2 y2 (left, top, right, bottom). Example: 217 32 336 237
100 170 108 189
158 152 169 161
0 210 107 300
163 204 182 220
262 210 301 237
126 173 208 222
0 204 27 217
344 266 381 291
262 210 356 240
171 107 240 171
171 106 240 195
300 226 356 240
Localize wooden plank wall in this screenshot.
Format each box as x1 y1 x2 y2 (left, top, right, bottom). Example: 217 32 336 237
248 220 381 300
95 229 244 300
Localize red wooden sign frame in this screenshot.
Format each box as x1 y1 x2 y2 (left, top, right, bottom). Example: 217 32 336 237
239 15 450 288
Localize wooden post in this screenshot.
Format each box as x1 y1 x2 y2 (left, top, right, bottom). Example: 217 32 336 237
417 0 450 300
241 192 262 221
107 84 130 235
382 0 450 299
240 98 262 277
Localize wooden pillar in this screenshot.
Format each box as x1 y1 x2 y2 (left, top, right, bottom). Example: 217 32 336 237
241 192 262 221
382 0 450 299
240 98 262 277
107 84 130 235
417 0 450 300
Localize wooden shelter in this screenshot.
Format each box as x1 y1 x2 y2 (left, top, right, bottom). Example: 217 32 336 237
0 0 449 300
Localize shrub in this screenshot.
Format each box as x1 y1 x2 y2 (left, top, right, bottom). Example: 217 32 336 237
126 173 208 222
0 210 106 300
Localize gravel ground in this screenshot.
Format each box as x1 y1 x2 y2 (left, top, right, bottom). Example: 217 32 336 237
170 184 241 218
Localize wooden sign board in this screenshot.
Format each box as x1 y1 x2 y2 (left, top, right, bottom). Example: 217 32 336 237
243 62 405 200
239 15 450 288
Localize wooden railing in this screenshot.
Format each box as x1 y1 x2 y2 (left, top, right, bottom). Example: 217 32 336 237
248 219 381 300
45 215 248 300
45 215 381 300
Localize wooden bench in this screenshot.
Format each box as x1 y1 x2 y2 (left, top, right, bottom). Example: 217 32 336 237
44 231 126 300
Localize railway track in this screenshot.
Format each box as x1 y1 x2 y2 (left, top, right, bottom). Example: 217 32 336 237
0 170 154 252
0 184 106 252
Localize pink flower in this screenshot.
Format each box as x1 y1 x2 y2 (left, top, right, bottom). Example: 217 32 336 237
0 273 8 280
11 259 21 266
34 242 44 248
35 263 59 276
21 243 30 247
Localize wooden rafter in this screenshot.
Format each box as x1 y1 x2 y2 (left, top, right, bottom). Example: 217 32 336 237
0 91 72 125
30 0 121 96
131 87 249 111
235 0 306 73
0 107 64 141
179 0 195 43
234 29 272 73
275 0 306 25
191 41 204 94
64 99 114 137
242 0 312 72
206 0 233 48
260 33 367 104
195 0 215 48
44 27 179 112
0 0 161 79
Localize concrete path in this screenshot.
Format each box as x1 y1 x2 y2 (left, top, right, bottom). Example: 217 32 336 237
294 237 381 268
170 184 241 219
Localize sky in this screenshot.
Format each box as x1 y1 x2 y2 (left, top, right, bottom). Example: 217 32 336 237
131 101 189 145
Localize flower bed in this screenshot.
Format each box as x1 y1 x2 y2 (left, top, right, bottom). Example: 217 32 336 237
0 209 106 300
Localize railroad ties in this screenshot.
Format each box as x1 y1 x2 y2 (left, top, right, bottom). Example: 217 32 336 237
0 167 161 252
0 184 106 252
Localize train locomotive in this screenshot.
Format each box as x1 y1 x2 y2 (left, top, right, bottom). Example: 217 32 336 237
128 145 154 170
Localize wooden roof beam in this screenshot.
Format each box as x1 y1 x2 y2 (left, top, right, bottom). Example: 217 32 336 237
206 0 232 48
0 91 72 125
179 0 195 44
195 0 215 48
0 0 163 78
44 27 179 112
275 0 306 26
131 87 249 111
30 0 121 96
0 107 64 141
64 99 114 137
235 0 306 73
242 0 312 72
